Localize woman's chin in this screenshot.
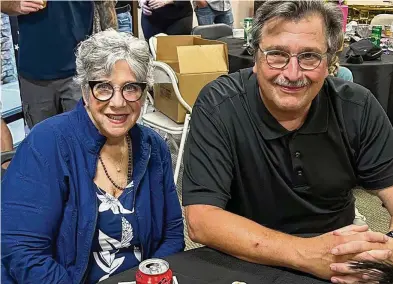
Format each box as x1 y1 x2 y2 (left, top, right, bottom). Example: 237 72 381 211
101 124 132 139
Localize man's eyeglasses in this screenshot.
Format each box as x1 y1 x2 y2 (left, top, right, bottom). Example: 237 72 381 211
88 80 147 102
258 46 327 71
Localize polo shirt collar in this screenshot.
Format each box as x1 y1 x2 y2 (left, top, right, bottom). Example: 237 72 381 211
247 73 329 140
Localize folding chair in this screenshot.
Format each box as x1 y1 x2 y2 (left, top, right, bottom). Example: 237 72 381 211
142 61 192 185
148 33 167 60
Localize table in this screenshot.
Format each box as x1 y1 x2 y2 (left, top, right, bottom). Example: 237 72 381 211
339 47 393 123
218 36 393 123
101 247 330 284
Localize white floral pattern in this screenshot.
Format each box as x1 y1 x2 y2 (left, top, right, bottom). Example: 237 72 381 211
90 183 140 283
96 181 134 214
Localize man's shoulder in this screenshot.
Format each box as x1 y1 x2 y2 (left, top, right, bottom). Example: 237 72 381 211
326 76 371 108
195 68 252 112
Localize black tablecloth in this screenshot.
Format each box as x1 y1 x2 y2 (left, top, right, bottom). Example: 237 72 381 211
101 247 330 284
339 48 393 122
218 36 393 123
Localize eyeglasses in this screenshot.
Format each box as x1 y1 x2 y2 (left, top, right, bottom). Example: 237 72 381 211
258 46 327 71
88 80 147 102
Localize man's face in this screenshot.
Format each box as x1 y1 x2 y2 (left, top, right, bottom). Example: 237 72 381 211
253 14 329 115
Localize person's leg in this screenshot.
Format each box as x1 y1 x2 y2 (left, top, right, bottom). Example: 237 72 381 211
214 9 234 28
19 76 58 129
58 76 83 113
166 15 193 36
195 5 215 26
141 15 166 41
117 10 133 33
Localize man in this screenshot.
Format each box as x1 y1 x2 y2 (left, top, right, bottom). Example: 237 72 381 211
194 0 233 27
182 0 393 282
1 0 117 129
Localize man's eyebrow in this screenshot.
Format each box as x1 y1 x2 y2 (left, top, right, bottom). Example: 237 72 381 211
262 45 324 54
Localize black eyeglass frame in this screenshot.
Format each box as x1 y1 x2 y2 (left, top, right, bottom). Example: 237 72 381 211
88 80 148 102
257 46 328 71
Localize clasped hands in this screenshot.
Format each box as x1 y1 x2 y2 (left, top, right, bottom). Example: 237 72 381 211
303 224 392 283
140 0 172 16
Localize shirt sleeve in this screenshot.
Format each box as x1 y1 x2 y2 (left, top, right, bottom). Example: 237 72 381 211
357 92 393 190
1 125 71 283
182 105 233 208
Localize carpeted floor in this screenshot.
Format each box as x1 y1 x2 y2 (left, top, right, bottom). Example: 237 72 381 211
354 188 390 233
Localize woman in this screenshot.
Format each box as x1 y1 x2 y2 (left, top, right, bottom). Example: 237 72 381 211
140 0 193 41
1 29 185 283
329 32 354 82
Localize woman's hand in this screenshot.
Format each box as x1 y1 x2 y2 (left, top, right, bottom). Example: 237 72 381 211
148 0 173 10
140 0 152 16
195 0 208 8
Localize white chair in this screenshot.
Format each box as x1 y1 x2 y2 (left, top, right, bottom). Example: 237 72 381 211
148 33 167 60
142 61 192 185
370 14 393 28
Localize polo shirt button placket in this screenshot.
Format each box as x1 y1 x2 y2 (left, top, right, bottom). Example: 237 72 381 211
297 170 303 176
295 151 301 158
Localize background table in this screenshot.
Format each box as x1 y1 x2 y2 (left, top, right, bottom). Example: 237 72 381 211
218 36 393 123
339 48 393 123
101 247 330 284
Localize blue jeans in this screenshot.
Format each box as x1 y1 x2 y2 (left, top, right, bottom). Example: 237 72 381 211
195 6 234 28
117 11 133 33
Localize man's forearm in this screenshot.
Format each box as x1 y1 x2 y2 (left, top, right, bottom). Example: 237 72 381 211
376 186 393 230
95 1 118 30
185 205 305 270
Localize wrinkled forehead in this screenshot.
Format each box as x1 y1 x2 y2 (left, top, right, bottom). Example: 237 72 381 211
260 14 327 53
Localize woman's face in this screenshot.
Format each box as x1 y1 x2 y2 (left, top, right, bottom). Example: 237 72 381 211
85 60 144 139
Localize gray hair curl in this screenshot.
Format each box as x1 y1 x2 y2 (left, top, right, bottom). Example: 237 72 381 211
74 29 154 101
250 0 343 64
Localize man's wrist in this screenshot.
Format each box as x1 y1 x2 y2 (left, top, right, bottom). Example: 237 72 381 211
288 237 312 272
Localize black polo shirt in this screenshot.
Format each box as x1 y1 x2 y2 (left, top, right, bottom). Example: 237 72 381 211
182 68 393 235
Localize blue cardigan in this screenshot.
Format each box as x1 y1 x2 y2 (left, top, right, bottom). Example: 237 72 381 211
1 101 185 283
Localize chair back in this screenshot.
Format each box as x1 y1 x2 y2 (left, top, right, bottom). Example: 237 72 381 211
370 14 393 27
148 33 167 60
152 61 192 113
191 24 232 40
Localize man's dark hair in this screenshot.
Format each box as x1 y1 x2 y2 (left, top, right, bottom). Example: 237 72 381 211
250 0 343 64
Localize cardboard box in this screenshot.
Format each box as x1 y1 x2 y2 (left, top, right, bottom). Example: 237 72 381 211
154 35 229 123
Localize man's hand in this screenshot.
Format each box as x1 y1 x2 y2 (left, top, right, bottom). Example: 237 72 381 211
1 0 44 16
148 0 173 10
326 225 393 283
296 225 389 280
195 0 208 8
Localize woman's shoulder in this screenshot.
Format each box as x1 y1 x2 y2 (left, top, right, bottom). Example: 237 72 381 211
137 124 170 156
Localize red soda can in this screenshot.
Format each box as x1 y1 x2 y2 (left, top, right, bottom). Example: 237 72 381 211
136 258 173 284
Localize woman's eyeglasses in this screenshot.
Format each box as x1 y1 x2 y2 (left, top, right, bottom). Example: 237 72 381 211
88 80 147 102
258 46 327 71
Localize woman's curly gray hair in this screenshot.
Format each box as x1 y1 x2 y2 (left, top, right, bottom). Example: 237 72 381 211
74 29 154 101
